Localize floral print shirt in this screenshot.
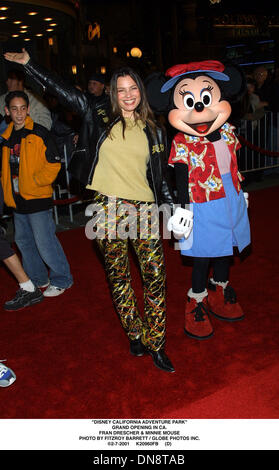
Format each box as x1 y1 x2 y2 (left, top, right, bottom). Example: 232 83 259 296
168 122 243 203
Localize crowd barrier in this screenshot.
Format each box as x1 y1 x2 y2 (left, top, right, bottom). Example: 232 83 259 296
237 111 279 173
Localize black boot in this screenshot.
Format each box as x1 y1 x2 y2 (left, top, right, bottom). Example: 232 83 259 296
129 338 146 357
147 349 175 373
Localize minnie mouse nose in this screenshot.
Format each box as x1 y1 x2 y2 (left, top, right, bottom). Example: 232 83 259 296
195 102 204 112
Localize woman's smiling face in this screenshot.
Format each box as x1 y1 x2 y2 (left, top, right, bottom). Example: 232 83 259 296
116 75 141 118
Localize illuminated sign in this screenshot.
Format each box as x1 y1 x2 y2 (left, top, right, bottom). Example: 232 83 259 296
88 22 100 40
214 14 279 28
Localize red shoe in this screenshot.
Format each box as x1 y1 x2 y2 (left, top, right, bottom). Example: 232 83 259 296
207 281 244 321
184 297 214 340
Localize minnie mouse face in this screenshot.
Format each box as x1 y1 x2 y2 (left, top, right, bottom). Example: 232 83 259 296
168 74 231 137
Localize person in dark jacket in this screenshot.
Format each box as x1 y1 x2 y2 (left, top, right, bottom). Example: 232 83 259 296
4 49 176 373
86 72 108 101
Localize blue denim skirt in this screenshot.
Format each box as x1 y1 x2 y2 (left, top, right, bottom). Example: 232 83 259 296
179 172 251 258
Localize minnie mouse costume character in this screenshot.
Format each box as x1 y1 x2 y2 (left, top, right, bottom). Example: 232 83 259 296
159 60 251 340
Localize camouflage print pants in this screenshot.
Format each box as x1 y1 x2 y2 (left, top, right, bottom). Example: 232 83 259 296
94 192 166 352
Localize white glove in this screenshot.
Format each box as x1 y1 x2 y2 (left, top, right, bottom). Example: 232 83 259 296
167 207 193 239
244 192 249 208
85 203 94 217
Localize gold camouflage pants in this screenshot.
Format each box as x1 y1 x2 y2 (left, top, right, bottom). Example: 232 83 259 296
93 192 166 352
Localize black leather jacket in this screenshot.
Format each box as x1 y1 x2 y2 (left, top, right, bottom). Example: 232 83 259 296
24 59 175 206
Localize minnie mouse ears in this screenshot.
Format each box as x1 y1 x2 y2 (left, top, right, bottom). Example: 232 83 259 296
145 60 246 113
145 72 172 113
161 60 230 93
216 63 246 101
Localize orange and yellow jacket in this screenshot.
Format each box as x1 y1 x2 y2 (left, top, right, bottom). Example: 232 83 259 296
1 115 61 208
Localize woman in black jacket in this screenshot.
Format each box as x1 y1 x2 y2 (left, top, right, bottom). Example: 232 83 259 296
4 49 175 372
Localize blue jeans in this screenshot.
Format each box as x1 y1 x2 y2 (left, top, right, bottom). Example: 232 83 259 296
14 209 73 288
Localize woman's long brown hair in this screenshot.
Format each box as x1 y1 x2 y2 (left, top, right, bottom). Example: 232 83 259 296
107 67 157 138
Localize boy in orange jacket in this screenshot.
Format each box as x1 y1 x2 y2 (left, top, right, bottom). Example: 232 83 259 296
1 91 73 301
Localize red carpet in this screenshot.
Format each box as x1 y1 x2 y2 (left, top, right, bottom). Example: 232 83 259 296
1 186 279 419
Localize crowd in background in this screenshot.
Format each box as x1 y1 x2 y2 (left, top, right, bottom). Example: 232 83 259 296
1 62 279 199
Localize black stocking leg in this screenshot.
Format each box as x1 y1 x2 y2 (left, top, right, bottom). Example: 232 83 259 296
212 256 231 283
192 257 210 293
